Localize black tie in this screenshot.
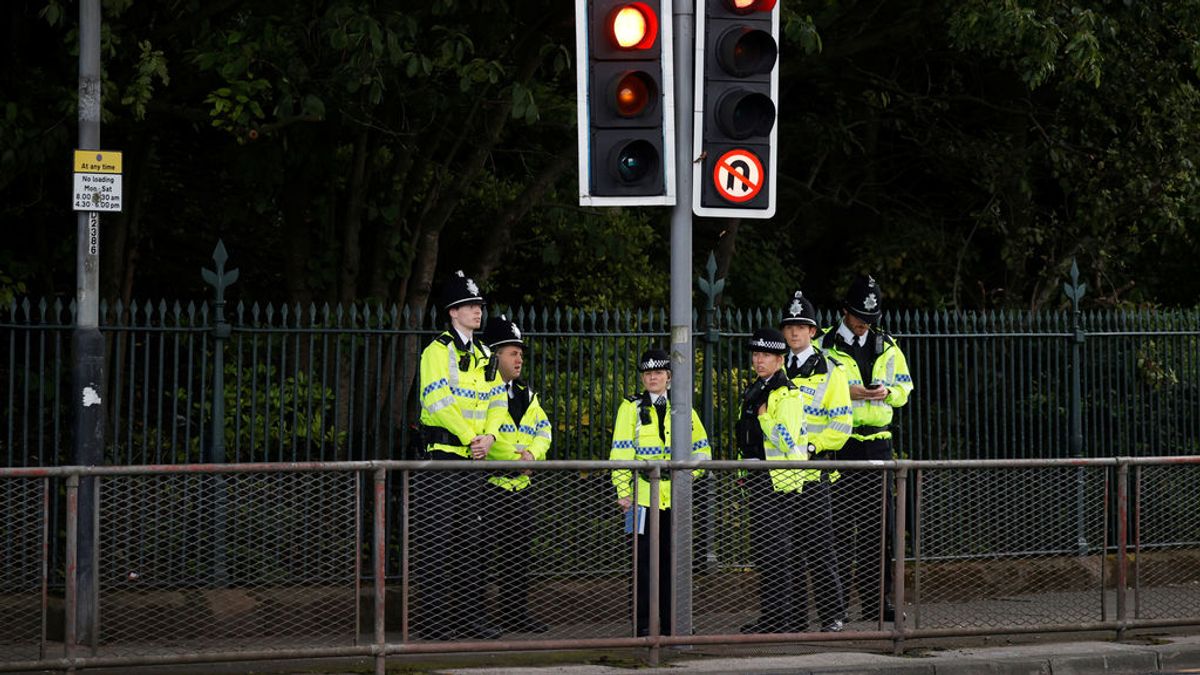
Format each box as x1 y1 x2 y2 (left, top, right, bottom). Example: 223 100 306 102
789 354 799 371
654 397 668 444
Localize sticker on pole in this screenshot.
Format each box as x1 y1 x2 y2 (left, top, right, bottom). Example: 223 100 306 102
712 149 764 203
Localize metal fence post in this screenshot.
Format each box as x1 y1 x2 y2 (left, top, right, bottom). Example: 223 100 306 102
696 253 725 573
201 240 238 587
373 468 387 675
1116 460 1129 639
1064 260 1089 555
892 465 908 655
65 473 79 664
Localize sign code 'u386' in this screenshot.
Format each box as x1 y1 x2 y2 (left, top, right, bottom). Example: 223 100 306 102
73 150 123 212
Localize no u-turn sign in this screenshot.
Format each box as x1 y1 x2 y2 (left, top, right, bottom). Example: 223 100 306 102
712 149 763 203
693 145 774 218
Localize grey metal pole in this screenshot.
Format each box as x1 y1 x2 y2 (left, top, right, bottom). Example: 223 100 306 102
1064 260 1088 555
669 0 696 642
74 0 104 645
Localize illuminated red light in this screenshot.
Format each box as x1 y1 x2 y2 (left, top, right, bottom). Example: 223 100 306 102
725 0 777 13
608 3 658 50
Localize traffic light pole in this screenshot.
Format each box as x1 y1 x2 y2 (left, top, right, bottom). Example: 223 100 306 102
74 0 105 645
668 0 696 642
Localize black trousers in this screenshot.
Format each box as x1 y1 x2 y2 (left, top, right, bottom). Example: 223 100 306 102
633 507 672 636
413 450 487 636
832 437 895 619
794 479 846 626
483 481 536 625
747 476 802 631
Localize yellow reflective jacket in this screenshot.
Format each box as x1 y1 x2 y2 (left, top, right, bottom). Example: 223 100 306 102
418 331 506 457
789 347 853 484
609 392 710 510
819 324 913 441
486 380 551 491
737 370 809 492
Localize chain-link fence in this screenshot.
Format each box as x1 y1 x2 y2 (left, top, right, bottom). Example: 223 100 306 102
0 477 46 664
3 457 1200 672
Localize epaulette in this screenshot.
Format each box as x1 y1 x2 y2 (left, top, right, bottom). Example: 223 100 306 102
435 333 454 346
625 393 642 403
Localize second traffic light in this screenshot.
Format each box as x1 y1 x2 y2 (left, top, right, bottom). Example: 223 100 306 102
575 0 677 206
692 0 779 218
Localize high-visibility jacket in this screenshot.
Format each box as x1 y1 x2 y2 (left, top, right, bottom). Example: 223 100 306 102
737 370 809 493
789 347 853 484
609 392 710 510
486 380 551 491
819 325 913 441
418 331 506 457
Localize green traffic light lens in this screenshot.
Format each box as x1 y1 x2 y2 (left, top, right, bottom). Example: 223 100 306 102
615 140 658 183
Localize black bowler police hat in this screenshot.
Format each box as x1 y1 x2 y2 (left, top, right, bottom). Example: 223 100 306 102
779 290 818 327
482 315 524 350
638 348 671 372
844 274 882 323
440 270 485 311
748 328 787 355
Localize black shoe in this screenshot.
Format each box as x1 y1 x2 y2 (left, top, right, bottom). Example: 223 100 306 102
458 622 502 640
506 616 549 633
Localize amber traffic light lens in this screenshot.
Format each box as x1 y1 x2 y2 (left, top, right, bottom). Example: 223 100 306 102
608 3 658 50
614 72 653 117
717 26 778 77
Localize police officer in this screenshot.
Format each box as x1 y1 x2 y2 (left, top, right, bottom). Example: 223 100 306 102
738 328 809 634
481 315 551 634
781 291 851 632
609 349 711 637
414 270 506 640
819 274 914 623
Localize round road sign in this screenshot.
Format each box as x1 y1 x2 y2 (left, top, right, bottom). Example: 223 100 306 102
712 149 764 203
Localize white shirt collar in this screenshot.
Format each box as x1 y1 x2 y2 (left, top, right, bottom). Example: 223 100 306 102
789 345 816 365
650 393 668 406
837 321 865 347
453 327 473 347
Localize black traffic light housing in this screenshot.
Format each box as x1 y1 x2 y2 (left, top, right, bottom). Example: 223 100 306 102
693 0 779 217
576 0 677 205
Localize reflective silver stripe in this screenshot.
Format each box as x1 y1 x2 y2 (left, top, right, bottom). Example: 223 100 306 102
829 421 853 434
535 430 551 439
810 370 832 413
764 445 787 458
885 354 896 386
807 423 827 434
425 396 456 414
488 398 507 409
463 409 487 420
515 443 528 452
691 452 710 461
852 400 866 408
446 343 460 388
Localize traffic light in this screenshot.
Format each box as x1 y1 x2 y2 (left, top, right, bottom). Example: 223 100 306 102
692 0 779 218
575 0 676 206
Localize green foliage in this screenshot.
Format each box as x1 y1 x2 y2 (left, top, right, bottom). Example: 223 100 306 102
4 0 1200 313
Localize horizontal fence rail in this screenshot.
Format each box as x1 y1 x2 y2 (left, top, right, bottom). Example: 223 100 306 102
3 457 1200 672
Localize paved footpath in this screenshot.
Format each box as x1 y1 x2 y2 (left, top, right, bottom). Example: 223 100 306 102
438 635 1200 674
85 632 1200 674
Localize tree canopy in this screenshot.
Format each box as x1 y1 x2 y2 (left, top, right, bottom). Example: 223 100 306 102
3 0 1199 312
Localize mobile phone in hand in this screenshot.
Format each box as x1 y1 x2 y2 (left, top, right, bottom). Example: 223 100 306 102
865 383 882 390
